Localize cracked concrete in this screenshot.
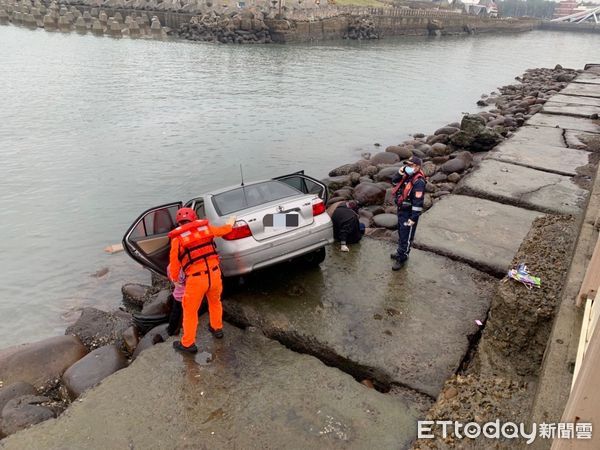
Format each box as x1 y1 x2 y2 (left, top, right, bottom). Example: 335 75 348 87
456 159 589 215
542 102 600 119
560 83 600 99
414 195 544 276
508 126 567 148
486 140 590 176
548 94 600 108
1 318 426 450
526 113 600 134
223 238 495 399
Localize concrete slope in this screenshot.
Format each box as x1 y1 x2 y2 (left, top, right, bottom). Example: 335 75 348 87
1 318 424 450
456 159 589 215
223 239 495 399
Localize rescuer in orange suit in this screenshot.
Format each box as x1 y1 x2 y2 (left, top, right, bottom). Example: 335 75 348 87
168 207 236 354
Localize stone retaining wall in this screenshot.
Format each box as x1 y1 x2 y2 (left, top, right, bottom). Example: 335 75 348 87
541 20 600 34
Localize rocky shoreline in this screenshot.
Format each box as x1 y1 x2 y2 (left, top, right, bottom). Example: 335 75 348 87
0 65 597 443
323 65 581 243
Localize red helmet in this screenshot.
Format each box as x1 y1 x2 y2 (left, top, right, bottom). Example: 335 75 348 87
176 207 197 224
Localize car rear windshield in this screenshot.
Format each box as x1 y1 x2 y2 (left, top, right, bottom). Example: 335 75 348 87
212 181 301 216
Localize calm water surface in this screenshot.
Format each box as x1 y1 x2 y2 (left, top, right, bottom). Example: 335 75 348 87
0 26 598 347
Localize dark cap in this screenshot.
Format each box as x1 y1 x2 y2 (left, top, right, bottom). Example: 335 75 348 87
404 156 423 166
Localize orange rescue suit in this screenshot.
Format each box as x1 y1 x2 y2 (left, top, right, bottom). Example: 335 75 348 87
168 219 233 347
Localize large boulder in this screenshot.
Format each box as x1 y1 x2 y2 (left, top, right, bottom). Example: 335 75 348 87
0 395 56 437
0 383 37 416
370 152 399 166
65 307 132 351
328 163 359 177
449 114 504 152
373 213 398 230
140 289 171 315
132 324 170 360
385 146 412 159
322 175 352 192
122 283 151 308
353 183 386 206
0 336 87 389
62 345 128 400
375 167 399 183
441 158 467 174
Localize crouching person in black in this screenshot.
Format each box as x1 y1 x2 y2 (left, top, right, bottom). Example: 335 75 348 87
330 200 365 252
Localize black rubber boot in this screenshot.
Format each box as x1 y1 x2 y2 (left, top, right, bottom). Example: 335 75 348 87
392 259 406 271
209 326 224 339
390 252 398 260
173 341 198 354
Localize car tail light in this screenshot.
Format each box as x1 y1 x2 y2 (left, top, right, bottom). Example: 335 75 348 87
222 221 252 240
312 198 326 216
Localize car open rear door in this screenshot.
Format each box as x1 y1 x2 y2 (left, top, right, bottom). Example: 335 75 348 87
274 171 329 204
122 202 182 277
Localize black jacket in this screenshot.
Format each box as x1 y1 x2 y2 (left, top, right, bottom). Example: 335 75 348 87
331 205 362 244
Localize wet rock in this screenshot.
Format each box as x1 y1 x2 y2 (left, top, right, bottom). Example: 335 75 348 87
413 133 425 139
385 145 412 159
360 165 379 178
0 383 37 417
108 20 122 36
0 336 87 389
450 114 504 152
370 152 399 166
62 345 128 400
91 19 103 34
424 193 433 210
0 395 56 437
322 175 352 192
43 14 56 29
373 213 398 230
328 163 359 177
425 182 437 193
363 205 385 216
132 324 169 360
327 196 346 207
141 289 171 315
421 161 436 177
375 167 399 183
426 134 449 145
447 173 461 183
332 188 353 200
432 156 450 165
74 16 86 31
65 307 132 351
429 172 447 183
353 182 386 206
430 143 448 156
122 326 140 354
358 176 373 184
434 126 459 136
122 283 151 308
441 158 467 174
358 208 374 220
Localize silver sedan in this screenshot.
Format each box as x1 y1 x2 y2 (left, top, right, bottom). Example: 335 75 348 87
122 172 333 277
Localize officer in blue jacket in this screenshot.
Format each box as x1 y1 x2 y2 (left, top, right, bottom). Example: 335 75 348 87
390 156 426 270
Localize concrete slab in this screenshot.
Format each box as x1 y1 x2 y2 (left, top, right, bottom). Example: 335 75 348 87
561 83 600 99
574 72 600 85
549 94 600 108
487 140 591 176
525 113 600 134
414 195 543 276
509 125 566 148
543 101 600 119
223 239 494 399
455 159 588 215
1 318 425 449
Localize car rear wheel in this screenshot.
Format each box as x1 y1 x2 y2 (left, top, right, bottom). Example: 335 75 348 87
300 247 326 266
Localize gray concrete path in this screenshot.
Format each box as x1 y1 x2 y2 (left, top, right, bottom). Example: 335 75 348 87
508 125 566 147
1 318 424 450
486 140 590 176
414 195 543 276
574 72 600 85
549 94 600 107
223 239 494 399
526 113 600 133
561 83 600 98
456 159 588 215
542 102 599 118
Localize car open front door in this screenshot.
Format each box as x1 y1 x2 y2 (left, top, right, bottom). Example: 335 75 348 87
274 171 329 204
122 202 182 277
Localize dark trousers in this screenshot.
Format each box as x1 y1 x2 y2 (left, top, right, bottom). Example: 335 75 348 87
167 295 183 336
396 209 419 262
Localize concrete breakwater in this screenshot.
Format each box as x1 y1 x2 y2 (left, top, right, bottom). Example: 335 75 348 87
1 66 599 447
0 0 539 43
